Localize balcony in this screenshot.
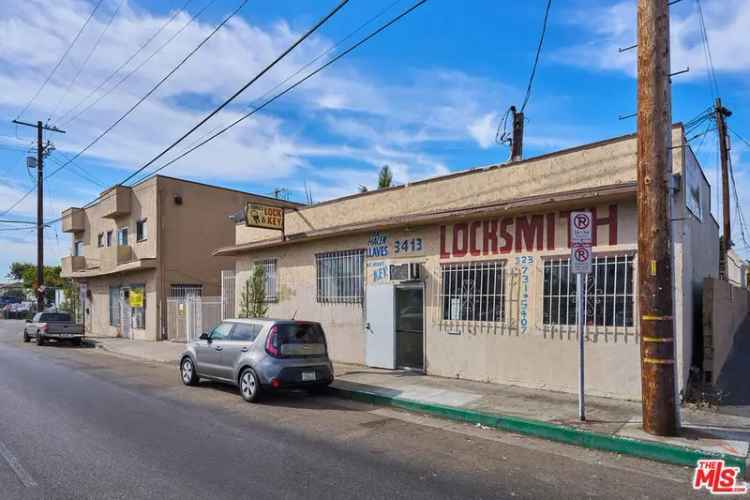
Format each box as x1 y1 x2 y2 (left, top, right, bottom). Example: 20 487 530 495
100 185 131 218
61 208 85 233
61 255 86 275
101 245 134 268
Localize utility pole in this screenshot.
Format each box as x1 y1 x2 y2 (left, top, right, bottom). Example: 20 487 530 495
636 0 677 436
11 119 66 312
510 106 524 161
715 98 732 278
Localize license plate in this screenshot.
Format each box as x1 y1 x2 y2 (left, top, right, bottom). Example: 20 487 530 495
301 371 316 382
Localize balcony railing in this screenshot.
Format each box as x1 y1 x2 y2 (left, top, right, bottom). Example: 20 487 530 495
61 256 86 275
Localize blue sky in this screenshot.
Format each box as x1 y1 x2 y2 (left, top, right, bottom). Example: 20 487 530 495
0 0 749 279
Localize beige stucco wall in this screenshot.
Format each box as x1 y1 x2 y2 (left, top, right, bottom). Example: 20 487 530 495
235 128 684 246
236 199 646 399
82 270 158 341
67 178 158 273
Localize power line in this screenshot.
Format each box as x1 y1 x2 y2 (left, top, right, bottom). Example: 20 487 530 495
129 0 428 184
695 0 720 100
51 0 127 122
172 0 405 159
46 0 248 180
0 186 35 219
56 0 196 126
15 0 105 121
520 0 552 112
117 0 353 186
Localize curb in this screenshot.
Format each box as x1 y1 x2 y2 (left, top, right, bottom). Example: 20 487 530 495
329 385 747 476
94 342 178 365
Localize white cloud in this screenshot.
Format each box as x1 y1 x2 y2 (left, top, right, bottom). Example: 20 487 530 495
555 0 750 80
468 112 500 149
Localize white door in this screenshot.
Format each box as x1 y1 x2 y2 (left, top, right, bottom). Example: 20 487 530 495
365 283 396 369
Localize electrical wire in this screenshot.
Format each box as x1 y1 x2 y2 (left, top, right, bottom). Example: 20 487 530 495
171 0 405 160
51 0 127 122
56 0 196 126
520 0 552 113
128 0 427 185
0 186 36 219
117 0 353 186
695 0 720 100
15 0 106 121
46 0 249 181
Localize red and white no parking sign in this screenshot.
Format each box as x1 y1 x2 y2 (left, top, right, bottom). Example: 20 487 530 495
570 211 592 274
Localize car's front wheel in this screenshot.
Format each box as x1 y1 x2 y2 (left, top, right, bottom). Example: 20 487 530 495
239 368 261 403
23 333 30 343
37 334 45 346
180 357 199 386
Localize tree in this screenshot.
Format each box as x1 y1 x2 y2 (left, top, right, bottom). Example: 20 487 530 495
239 265 268 318
377 165 393 189
7 262 33 281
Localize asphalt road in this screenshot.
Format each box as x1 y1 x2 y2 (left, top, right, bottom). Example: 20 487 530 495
0 320 709 499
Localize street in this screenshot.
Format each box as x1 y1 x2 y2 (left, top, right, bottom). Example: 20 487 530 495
0 320 710 499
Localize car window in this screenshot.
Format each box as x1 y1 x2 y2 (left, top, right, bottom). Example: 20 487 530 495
229 323 260 342
39 313 71 322
209 322 233 341
32 313 42 322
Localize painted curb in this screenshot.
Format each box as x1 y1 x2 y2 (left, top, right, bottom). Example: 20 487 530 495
329 385 747 475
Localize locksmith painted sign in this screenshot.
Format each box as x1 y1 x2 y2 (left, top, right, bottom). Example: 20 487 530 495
439 205 618 259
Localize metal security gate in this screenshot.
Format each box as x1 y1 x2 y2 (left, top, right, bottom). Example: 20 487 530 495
221 270 235 320
167 296 223 342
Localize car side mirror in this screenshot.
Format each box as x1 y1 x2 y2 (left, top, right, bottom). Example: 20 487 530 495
199 333 209 341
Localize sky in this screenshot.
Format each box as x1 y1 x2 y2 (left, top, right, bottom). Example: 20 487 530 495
0 0 749 281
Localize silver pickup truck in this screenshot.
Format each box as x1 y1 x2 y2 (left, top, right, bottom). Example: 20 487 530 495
23 312 84 346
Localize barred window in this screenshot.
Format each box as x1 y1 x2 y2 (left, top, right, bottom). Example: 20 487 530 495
543 254 635 327
316 250 364 303
255 259 278 302
441 261 505 322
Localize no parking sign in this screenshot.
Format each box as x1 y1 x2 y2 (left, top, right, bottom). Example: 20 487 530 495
570 211 592 274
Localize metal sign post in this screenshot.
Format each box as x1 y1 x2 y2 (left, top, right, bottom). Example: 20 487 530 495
570 211 593 421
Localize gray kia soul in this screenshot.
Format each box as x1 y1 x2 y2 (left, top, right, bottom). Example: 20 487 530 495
179 319 334 402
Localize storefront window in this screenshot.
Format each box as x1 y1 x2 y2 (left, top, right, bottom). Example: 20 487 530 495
254 259 278 302
441 261 505 322
315 250 365 303
543 254 634 327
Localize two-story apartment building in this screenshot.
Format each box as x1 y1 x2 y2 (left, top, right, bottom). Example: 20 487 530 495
213 125 719 400
61 175 301 341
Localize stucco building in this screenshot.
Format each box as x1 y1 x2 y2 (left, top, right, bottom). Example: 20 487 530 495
61 175 300 341
215 125 719 401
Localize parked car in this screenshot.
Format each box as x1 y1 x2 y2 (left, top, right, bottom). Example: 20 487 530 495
23 312 84 346
179 319 334 402
4 301 34 319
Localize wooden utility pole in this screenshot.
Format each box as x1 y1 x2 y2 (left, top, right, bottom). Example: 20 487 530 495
636 0 677 436
715 98 732 277
510 106 524 161
11 119 66 312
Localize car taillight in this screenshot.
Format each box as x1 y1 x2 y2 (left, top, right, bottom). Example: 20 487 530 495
265 326 281 358
40 324 48 333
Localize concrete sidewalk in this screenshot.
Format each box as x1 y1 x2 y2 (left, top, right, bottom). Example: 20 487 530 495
93 337 750 476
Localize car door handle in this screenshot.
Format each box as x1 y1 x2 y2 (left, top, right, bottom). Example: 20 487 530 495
214 346 223 351
240 347 248 352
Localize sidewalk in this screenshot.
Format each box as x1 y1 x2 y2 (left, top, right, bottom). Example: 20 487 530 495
93 337 750 476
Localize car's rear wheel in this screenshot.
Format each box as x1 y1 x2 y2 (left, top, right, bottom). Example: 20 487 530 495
37 334 45 346
180 357 199 386
239 368 261 403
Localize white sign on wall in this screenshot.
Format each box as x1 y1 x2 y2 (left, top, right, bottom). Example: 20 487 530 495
685 150 704 221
